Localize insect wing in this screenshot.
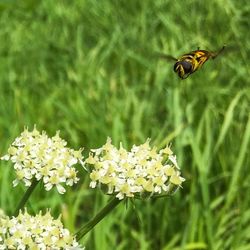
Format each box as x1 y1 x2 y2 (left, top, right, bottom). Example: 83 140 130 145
156 52 178 61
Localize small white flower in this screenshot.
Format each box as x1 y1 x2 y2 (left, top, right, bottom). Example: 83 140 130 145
1 127 84 194
169 155 179 169
85 138 185 200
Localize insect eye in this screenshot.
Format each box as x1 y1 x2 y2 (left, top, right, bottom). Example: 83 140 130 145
173 61 192 73
180 61 192 72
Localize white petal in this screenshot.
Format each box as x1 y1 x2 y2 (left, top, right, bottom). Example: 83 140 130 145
1 155 10 160
56 184 66 194
90 181 97 188
13 179 19 187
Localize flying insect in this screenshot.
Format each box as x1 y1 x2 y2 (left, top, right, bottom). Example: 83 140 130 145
158 46 225 79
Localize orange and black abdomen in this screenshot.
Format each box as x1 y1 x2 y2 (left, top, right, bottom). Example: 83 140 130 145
185 50 211 72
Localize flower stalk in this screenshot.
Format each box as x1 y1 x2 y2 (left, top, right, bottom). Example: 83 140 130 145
14 179 39 216
76 197 122 241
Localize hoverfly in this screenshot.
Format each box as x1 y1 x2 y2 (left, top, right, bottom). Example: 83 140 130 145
158 46 225 79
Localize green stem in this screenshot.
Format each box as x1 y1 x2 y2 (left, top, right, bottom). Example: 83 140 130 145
75 197 122 241
14 179 39 216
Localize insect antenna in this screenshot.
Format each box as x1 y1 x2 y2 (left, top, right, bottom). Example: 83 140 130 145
211 45 226 59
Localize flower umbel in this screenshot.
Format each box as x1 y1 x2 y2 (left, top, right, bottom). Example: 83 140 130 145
1 127 84 194
86 138 185 200
0 209 84 250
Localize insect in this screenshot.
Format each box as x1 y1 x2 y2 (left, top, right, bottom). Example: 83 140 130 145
158 46 225 79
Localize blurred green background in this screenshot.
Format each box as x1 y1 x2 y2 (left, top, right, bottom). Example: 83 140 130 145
0 0 249 249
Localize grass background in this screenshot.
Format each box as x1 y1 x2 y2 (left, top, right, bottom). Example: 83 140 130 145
0 0 249 249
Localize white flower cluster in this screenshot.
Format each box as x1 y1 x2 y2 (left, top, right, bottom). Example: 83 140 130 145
86 138 185 200
0 209 84 250
1 127 84 194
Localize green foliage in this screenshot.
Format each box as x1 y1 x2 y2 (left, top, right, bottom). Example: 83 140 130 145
0 0 249 249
